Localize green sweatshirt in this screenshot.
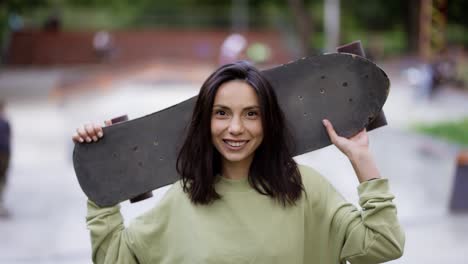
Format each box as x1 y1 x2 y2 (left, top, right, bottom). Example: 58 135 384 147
86 165 405 264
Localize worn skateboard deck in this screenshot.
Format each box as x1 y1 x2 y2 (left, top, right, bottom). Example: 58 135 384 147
73 52 389 207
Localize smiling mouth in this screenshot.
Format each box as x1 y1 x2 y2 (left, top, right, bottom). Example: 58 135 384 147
223 140 249 148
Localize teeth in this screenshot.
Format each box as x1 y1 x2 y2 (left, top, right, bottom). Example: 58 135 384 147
225 140 246 147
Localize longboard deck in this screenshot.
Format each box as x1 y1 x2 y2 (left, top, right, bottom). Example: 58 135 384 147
73 53 389 207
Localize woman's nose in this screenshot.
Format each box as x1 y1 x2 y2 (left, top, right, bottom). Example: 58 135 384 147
228 116 244 135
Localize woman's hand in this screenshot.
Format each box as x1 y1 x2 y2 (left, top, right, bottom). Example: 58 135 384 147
72 120 112 143
322 119 369 159
322 119 381 183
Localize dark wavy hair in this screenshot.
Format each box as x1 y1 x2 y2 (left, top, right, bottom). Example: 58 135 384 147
176 61 304 206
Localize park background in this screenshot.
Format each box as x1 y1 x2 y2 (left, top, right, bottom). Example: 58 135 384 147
0 0 467 263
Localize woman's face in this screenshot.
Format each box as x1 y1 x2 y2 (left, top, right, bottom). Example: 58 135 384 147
211 80 264 166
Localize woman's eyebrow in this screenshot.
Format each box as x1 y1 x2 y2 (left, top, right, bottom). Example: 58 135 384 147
212 105 229 110
244 106 260 110
213 105 260 110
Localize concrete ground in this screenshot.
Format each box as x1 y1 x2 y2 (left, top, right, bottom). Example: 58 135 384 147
0 62 467 263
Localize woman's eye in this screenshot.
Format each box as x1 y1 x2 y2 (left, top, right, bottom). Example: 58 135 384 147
215 110 226 116
247 111 258 117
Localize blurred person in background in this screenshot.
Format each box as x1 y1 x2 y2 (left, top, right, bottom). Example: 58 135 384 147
0 100 11 218
93 31 115 62
218 33 247 65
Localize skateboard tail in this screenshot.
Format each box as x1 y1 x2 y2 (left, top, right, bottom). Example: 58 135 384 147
337 40 388 132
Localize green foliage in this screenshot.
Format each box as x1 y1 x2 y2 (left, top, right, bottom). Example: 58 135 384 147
1 0 49 13
341 0 407 31
341 29 407 58
412 118 468 147
447 0 468 25
1 0 467 58
447 23 468 46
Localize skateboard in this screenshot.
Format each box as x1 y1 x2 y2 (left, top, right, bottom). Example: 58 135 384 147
73 42 390 207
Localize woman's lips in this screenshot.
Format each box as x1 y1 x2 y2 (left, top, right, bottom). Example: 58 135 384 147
223 139 249 150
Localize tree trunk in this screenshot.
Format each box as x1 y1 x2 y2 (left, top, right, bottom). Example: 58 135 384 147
287 0 315 56
406 0 421 53
324 0 340 52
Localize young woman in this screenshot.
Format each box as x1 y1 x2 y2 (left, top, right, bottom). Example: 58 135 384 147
73 61 404 264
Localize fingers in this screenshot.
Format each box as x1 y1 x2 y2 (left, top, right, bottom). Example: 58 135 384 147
72 119 114 144
94 124 104 138
352 128 367 139
85 124 99 142
76 126 91 143
72 133 84 143
322 119 339 143
72 122 105 144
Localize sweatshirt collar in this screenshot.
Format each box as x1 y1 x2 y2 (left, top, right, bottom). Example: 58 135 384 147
216 175 252 192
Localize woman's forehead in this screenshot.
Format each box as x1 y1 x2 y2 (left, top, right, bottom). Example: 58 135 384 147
213 80 259 106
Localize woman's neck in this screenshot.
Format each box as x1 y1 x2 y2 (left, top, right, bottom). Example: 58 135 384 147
221 156 253 180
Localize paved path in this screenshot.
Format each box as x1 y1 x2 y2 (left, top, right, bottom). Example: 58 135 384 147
0 63 467 263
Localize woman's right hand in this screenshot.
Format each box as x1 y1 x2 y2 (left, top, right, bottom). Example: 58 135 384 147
72 120 112 143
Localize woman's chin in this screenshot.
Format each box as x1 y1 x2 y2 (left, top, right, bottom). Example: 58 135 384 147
221 153 252 164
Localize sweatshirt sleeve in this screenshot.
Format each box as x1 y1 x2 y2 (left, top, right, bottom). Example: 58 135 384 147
86 200 142 264
335 179 405 263
302 166 405 263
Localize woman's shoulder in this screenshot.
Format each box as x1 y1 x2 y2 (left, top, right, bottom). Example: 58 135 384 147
150 180 186 207
296 164 339 209
129 181 186 226
297 164 329 188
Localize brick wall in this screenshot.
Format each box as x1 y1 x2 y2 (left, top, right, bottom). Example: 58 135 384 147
7 29 293 66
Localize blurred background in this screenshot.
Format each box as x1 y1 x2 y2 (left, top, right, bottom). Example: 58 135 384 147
0 0 467 263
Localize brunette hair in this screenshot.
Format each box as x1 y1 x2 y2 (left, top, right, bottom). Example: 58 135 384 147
176 61 304 206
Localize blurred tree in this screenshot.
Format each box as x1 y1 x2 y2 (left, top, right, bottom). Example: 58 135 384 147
1 0 49 12
406 0 420 52
0 0 50 63
286 0 315 56
446 0 468 47
447 0 468 25
342 0 406 31
1 0 466 60
324 0 339 52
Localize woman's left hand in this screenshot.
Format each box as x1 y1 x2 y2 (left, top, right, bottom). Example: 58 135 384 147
322 119 382 183
322 119 369 159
